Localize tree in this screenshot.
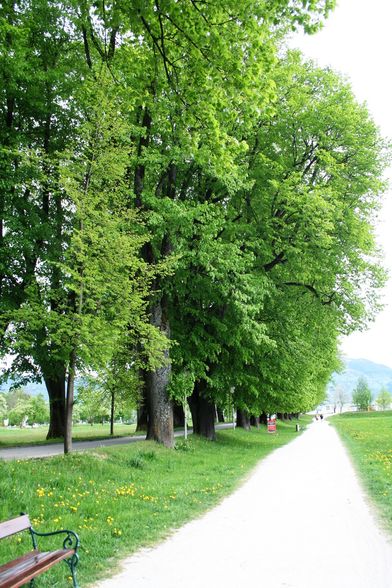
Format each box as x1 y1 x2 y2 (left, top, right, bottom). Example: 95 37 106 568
78 345 140 435
8 399 30 427
376 388 392 411
4 388 30 411
76 382 110 426
352 378 372 411
56 73 163 453
0 393 7 423
27 394 49 424
6 0 389 447
96 0 336 444
167 53 387 435
0 0 85 438
333 386 347 413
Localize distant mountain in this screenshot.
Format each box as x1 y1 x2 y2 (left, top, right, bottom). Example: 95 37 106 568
0 378 83 399
329 358 392 399
0 378 48 398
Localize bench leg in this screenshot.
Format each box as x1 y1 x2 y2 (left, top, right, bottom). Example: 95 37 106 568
65 553 79 588
29 580 35 588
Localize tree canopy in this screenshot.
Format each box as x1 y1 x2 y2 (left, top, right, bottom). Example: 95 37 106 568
0 0 388 449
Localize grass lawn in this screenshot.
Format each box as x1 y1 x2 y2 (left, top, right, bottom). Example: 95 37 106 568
331 410 392 533
0 423 137 447
0 417 310 587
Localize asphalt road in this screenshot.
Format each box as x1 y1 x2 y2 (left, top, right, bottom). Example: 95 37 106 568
0 423 235 460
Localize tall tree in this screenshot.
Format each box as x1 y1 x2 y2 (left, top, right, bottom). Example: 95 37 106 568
0 0 84 437
168 52 388 432
352 377 372 411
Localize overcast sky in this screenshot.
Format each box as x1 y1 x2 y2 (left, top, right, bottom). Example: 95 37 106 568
291 0 392 368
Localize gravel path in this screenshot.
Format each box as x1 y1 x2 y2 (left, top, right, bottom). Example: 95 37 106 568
94 420 392 588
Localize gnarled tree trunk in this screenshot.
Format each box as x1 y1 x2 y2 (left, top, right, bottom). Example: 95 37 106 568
145 298 174 447
236 408 251 430
44 370 66 439
260 412 268 425
188 380 216 440
250 415 260 428
136 373 149 433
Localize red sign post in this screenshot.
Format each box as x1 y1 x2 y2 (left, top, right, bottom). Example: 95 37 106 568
267 416 276 433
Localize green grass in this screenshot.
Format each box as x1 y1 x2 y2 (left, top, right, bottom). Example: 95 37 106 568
331 410 392 533
0 417 310 586
0 423 138 447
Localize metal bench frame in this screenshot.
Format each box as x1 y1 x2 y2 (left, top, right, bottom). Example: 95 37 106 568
0 514 80 588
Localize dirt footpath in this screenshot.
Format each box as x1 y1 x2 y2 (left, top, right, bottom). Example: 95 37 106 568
94 420 392 588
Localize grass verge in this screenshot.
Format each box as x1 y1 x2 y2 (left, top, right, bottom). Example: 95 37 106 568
0 423 137 447
331 411 392 533
0 417 309 586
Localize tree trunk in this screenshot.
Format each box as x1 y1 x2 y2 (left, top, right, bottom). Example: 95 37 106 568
44 372 66 439
250 415 260 428
64 351 76 454
260 412 268 425
136 405 149 432
188 380 216 440
236 409 251 430
145 298 173 447
136 373 149 432
110 389 115 436
216 407 225 423
173 403 185 428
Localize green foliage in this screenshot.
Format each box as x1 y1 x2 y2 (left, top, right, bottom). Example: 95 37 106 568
76 382 110 425
0 394 6 422
0 389 49 426
0 0 388 438
376 388 392 411
168 371 195 405
352 378 373 411
27 394 49 425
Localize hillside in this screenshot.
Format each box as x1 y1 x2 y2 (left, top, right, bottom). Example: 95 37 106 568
0 378 82 398
329 358 392 399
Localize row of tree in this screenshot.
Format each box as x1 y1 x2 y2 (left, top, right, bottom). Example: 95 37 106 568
0 387 136 427
333 378 392 412
0 389 49 426
0 1 388 451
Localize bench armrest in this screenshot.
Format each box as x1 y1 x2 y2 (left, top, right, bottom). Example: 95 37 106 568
30 527 80 553
29 527 80 587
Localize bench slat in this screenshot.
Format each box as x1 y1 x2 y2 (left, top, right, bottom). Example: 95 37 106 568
0 516 31 540
0 549 74 588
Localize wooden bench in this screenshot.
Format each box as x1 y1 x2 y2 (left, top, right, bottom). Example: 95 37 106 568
0 514 79 588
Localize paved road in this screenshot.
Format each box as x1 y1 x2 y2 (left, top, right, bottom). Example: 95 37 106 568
0 424 234 460
94 420 392 588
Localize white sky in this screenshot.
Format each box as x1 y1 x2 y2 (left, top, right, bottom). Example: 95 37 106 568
291 0 392 368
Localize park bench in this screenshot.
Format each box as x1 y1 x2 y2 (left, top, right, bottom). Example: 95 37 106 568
0 514 79 588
